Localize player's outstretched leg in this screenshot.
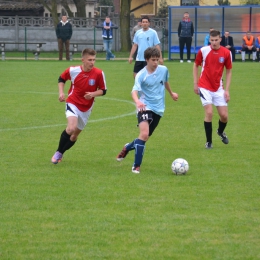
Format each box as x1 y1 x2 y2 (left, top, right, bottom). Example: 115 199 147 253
51 151 63 164
132 139 146 174
116 143 130 161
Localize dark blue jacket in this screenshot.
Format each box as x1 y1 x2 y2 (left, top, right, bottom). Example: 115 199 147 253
56 21 72 41
178 20 194 38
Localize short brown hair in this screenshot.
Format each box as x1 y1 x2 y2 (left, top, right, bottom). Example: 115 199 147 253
144 47 160 60
210 30 220 37
81 48 96 57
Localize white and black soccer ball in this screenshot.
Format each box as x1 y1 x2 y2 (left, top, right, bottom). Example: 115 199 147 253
171 158 189 175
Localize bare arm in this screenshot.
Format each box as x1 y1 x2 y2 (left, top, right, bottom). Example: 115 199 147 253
224 69 232 102
131 90 146 111
84 89 104 100
165 82 178 101
129 44 138 64
155 44 163 65
193 63 199 95
58 82 66 102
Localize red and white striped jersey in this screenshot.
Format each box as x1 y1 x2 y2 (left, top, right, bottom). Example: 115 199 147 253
60 66 107 112
195 46 232 92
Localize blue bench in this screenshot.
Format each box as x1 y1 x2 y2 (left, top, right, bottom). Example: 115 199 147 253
170 46 202 58
170 45 197 54
170 45 252 60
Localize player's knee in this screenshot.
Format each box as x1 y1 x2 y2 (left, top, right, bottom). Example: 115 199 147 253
220 114 228 122
70 134 78 142
66 126 77 135
140 132 149 141
205 112 213 121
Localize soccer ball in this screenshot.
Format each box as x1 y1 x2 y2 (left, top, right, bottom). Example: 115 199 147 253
171 158 189 175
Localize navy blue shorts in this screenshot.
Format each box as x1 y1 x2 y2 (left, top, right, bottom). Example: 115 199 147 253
137 110 161 136
134 61 147 73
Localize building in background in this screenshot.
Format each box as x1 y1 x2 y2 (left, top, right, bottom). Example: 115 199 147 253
0 0 97 18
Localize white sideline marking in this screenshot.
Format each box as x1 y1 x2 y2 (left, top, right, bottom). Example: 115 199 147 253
0 91 136 132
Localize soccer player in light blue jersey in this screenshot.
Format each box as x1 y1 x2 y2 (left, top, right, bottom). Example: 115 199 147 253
129 16 163 78
117 47 178 174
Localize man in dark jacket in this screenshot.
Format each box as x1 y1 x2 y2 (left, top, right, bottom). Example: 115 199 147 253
56 15 73 60
178 12 194 63
220 31 236 62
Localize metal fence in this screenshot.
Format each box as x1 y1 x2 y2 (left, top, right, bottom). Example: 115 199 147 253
0 16 168 52
168 5 260 60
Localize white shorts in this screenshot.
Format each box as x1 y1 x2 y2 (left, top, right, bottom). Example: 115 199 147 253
65 103 93 130
199 87 228 107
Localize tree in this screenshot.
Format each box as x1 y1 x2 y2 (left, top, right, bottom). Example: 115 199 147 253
218 0 231 5
240 0 259 4
157 0 168 18
72 0 87 17
120 0 131 52
38 0 87 28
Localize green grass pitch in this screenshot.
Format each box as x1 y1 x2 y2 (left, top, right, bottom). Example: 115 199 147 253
0 59 259 259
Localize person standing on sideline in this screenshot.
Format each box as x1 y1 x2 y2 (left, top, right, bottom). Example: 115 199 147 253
117 47 178 174
56 15 72 61
241 31 257 61
51 48 107 164
129 16 163 78
96 16 118 60
131 19 142 60
178 12 194 63
193 30 232 149
220 30 236 62
255 34 260 62
204 28 214 46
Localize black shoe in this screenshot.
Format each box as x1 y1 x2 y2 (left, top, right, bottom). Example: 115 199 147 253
205 142 213 149
217 131 229 144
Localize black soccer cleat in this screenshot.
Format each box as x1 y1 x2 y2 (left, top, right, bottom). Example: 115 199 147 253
205 142 213 149
217 131 229 144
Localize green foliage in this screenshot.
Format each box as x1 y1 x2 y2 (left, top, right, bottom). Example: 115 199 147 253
0 59 260 259
218 0 231 5
240 0 259 4
157 0 168 18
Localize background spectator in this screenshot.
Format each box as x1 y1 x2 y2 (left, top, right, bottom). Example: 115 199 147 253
96 16 118 61
204 28 214 46
178 12 194 63
220 31 236 62
131 19 142 60
254 35 260 62
56 15 72 61
241 31 257 62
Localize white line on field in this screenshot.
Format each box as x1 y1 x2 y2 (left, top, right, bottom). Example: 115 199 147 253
0 91 136 131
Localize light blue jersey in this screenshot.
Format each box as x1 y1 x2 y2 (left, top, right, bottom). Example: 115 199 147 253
132 65 169 117
133 28 160 61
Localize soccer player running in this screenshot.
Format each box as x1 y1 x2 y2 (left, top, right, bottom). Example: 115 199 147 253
193 30 232 149
129 16 163 78
51 48 107 164
117 47 178 174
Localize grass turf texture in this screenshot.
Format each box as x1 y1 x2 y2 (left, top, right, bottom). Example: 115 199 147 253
0 60 259 259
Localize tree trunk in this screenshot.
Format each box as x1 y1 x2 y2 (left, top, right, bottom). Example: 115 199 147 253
120 0 131 52
39 0 59 28
73 0 86 17
61 0 74 18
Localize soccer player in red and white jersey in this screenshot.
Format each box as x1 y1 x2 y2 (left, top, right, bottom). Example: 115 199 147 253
51 48 107 163
193 30 232 149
